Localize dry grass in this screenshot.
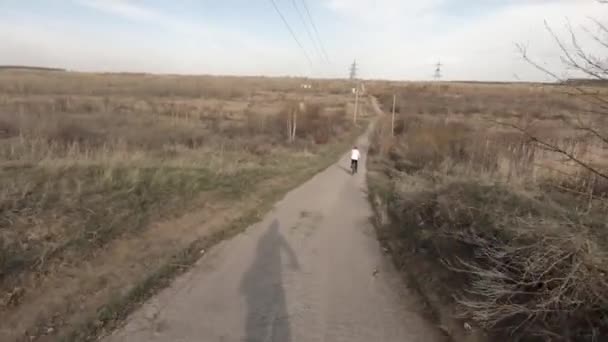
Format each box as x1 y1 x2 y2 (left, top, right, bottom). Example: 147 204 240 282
0 70 363 341
368 82 608 341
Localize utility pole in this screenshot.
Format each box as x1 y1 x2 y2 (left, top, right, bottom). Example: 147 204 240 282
354 85 359 124
391 94 396 137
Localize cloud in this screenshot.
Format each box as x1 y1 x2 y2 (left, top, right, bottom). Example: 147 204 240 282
323 0 608 81
0 3 308 76
326 0 445 23
1 0 607 80
0 13 171 73
431 0 606 81
75 0 158 21
75 0 219 44
72 0 298 64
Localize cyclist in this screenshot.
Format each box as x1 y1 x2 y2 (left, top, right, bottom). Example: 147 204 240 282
350 146 360 174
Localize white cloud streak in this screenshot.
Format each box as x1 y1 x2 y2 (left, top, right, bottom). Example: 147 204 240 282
75 0 159 21
1 0 607 80
0 0 311 76
324 0 608 81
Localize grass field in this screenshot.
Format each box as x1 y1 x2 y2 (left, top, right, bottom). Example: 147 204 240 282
367 81 608 341
0 70 370 342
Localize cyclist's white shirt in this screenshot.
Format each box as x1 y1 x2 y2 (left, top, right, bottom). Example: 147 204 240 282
351 149 360 161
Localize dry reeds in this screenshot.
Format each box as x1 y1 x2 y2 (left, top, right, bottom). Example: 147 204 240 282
369 82 608 341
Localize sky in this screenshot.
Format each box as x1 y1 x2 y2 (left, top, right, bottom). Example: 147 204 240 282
0 0 607 81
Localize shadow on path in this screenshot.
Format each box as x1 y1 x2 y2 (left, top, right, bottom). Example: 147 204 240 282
240 219 299 342
337 164 353 175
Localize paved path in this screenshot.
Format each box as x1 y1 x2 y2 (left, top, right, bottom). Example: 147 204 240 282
104 124 445 342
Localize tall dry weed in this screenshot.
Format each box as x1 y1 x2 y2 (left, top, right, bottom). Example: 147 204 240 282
369 83 608 341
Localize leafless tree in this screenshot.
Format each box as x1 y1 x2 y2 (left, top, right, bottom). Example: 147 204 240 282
285 101 301 143
512 4 608 183
449 5 608 340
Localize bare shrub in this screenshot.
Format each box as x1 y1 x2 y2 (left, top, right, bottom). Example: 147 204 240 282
450 227 608 341
390 181 608 341
370 73 608 341
374 83 586 121
270 101 350 145
119 125 208 150
552 169 608 200
53 96 71 112
318 108 349 144
243 106 271 137
383 120 507 175
0 116 18 138
244 141 274 156
44 121 104 147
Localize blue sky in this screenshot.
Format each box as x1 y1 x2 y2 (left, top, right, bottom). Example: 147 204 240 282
0 0 606 81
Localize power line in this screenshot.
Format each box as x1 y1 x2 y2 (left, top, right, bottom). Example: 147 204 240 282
299 0 330 63
291 0 323 62
269 0 313 66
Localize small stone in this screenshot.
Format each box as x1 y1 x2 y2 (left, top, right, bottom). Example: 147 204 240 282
5 287 26 307
372 268 379 277
437 325 450 336
46 327 54 334
464 322 472 331
200 249 206 255
144 307 160 321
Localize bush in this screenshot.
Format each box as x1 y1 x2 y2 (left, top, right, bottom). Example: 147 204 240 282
385 121 503 174
369 87 608 341
0 117 18 138
271 102 349 144
46 121 105 147
390 181 608 341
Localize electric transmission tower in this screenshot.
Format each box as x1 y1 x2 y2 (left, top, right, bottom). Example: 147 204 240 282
433 61 442 81
349 59 358 80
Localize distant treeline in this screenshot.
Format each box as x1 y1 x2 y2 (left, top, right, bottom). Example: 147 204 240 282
453 80 547 86
0 65 66 72
563 78 608 86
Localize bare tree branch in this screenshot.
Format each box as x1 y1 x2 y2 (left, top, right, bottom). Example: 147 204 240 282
566 21 608 78
516 42 563 81
583 17 608 50
574 115 608 146
544 20 608 80
487 118 608 181
517 21 608 138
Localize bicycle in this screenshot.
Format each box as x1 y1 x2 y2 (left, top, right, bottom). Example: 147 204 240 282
351 160 358 175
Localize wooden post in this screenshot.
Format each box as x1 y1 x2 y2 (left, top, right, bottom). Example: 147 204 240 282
287 107 292 143
292 108 298 142
354 85 359 124
391 94 396 137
